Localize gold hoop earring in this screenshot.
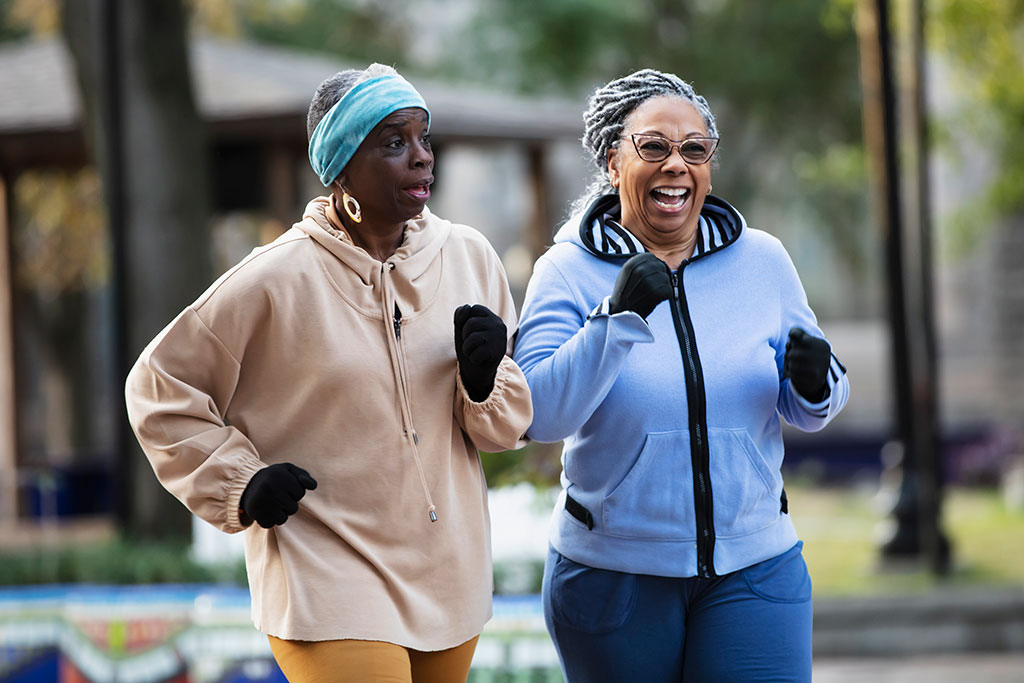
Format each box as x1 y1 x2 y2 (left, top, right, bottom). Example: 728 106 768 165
342 191 362 223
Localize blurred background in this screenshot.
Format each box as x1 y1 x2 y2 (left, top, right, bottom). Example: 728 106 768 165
0 0 1022 681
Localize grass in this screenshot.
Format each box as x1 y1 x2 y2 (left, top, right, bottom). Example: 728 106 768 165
788 480 1024 596
0 538 247 587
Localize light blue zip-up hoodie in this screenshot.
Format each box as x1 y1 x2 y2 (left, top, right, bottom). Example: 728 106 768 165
514 194 850 578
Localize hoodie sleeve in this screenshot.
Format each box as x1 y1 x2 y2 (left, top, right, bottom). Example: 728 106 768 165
513 255 654 443
771 245 850 431
453 244 533 452
125 307 265 534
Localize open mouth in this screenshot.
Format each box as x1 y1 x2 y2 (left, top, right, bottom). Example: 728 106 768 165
404 179 433 201
650 186 691 211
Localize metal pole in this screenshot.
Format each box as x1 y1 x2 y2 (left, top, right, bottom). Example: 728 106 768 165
857 0 921 563
905 0 950 574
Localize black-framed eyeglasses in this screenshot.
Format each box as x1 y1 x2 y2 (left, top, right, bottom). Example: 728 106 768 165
630 134 719 164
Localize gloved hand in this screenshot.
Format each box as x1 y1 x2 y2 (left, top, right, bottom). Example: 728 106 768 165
608 253 673 319
454 304 507 402
239 463 317 529
783 327 832 402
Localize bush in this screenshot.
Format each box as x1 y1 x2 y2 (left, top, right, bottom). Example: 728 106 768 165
0 539 247 586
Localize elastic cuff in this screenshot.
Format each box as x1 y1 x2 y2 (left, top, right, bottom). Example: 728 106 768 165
458 358 511 410
226 458 267 532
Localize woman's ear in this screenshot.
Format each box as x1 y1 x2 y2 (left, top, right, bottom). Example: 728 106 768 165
606 147 620 189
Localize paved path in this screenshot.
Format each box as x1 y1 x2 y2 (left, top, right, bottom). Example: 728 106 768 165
814 654 1024 682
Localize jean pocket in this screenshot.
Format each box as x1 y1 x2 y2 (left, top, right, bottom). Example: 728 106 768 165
742 541 812 604
548 551 638 634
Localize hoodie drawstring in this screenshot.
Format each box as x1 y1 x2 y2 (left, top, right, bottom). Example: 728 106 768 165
381 261 438 523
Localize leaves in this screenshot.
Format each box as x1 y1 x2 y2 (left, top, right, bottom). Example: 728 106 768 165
13 169 109 296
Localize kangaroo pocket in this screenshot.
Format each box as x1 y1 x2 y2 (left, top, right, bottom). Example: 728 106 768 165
601 430 696 541
708 428 780 538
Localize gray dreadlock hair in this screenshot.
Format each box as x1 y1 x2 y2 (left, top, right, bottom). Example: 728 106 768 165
572 68 719 216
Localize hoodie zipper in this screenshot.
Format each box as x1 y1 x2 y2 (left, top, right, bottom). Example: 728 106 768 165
383 262 437 523
670 268 716 578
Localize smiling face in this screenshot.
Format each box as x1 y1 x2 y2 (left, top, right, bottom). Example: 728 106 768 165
607 96 713 249
336 107 433 228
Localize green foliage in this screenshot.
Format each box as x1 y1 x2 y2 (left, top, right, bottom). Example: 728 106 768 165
930 0 1024 247
493 558 545 595
0 539 247 586
222 0 412 68
0 0 27 40
482 442 563 489
12 169 109 296
0 0 58 41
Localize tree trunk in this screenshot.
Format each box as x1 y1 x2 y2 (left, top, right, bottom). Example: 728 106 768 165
61 0 211 540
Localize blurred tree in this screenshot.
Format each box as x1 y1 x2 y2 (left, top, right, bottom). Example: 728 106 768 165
1 0 58 38
185 0 412 66
930 0 1024 427
60 0 211 540
930 0 1024 246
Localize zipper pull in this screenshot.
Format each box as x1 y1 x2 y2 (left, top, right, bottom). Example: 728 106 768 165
393 303 402 340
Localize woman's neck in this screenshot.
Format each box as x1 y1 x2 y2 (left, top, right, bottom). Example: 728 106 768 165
634 228 698 270
331 195 405 262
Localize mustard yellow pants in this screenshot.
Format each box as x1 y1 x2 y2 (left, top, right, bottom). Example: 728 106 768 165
267 635 480 683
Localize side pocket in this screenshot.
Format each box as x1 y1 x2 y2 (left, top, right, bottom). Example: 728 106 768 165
548 551 638 634
601 430 696 540
742 541 812 604
708 428 780 538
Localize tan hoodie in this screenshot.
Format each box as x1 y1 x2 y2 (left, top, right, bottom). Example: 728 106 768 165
125 197 533 649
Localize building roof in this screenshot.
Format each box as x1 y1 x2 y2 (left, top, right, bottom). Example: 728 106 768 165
0 36 583 145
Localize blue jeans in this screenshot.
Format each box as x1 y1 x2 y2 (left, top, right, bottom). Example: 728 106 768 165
542 541 813 682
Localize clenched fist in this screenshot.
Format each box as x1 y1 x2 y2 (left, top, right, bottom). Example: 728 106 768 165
783 327 831 402
608 253 673 319
239 463 317 529
455 304 507 402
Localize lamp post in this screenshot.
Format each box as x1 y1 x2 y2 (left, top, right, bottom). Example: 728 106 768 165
857 0 950 574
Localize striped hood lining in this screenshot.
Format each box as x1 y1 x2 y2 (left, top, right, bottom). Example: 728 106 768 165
576 193 746 261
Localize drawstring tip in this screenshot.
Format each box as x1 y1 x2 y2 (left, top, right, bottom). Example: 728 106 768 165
428 507 438 523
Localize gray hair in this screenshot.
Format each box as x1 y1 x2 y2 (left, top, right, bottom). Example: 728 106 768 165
572 68 718 215
306 63 400 140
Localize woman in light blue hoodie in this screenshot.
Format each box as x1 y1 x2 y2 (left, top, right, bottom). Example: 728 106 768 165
513 69 850 682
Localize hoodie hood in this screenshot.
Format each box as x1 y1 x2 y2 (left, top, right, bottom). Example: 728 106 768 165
554 193 746 263
295 196 451 315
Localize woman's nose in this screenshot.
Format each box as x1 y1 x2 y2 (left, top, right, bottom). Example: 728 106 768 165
411 141 432 168
661 152 690 174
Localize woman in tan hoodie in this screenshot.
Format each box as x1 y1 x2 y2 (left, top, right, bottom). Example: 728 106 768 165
124 64 533 682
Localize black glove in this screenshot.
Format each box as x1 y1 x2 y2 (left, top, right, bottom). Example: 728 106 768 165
454 304 507 402
239 463 317 529
608 253 673 319
783 327 832 402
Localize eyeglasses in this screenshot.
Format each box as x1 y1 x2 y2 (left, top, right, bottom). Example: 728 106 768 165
630 134 719 165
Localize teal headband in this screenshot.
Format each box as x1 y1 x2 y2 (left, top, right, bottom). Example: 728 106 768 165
308 74 430 187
